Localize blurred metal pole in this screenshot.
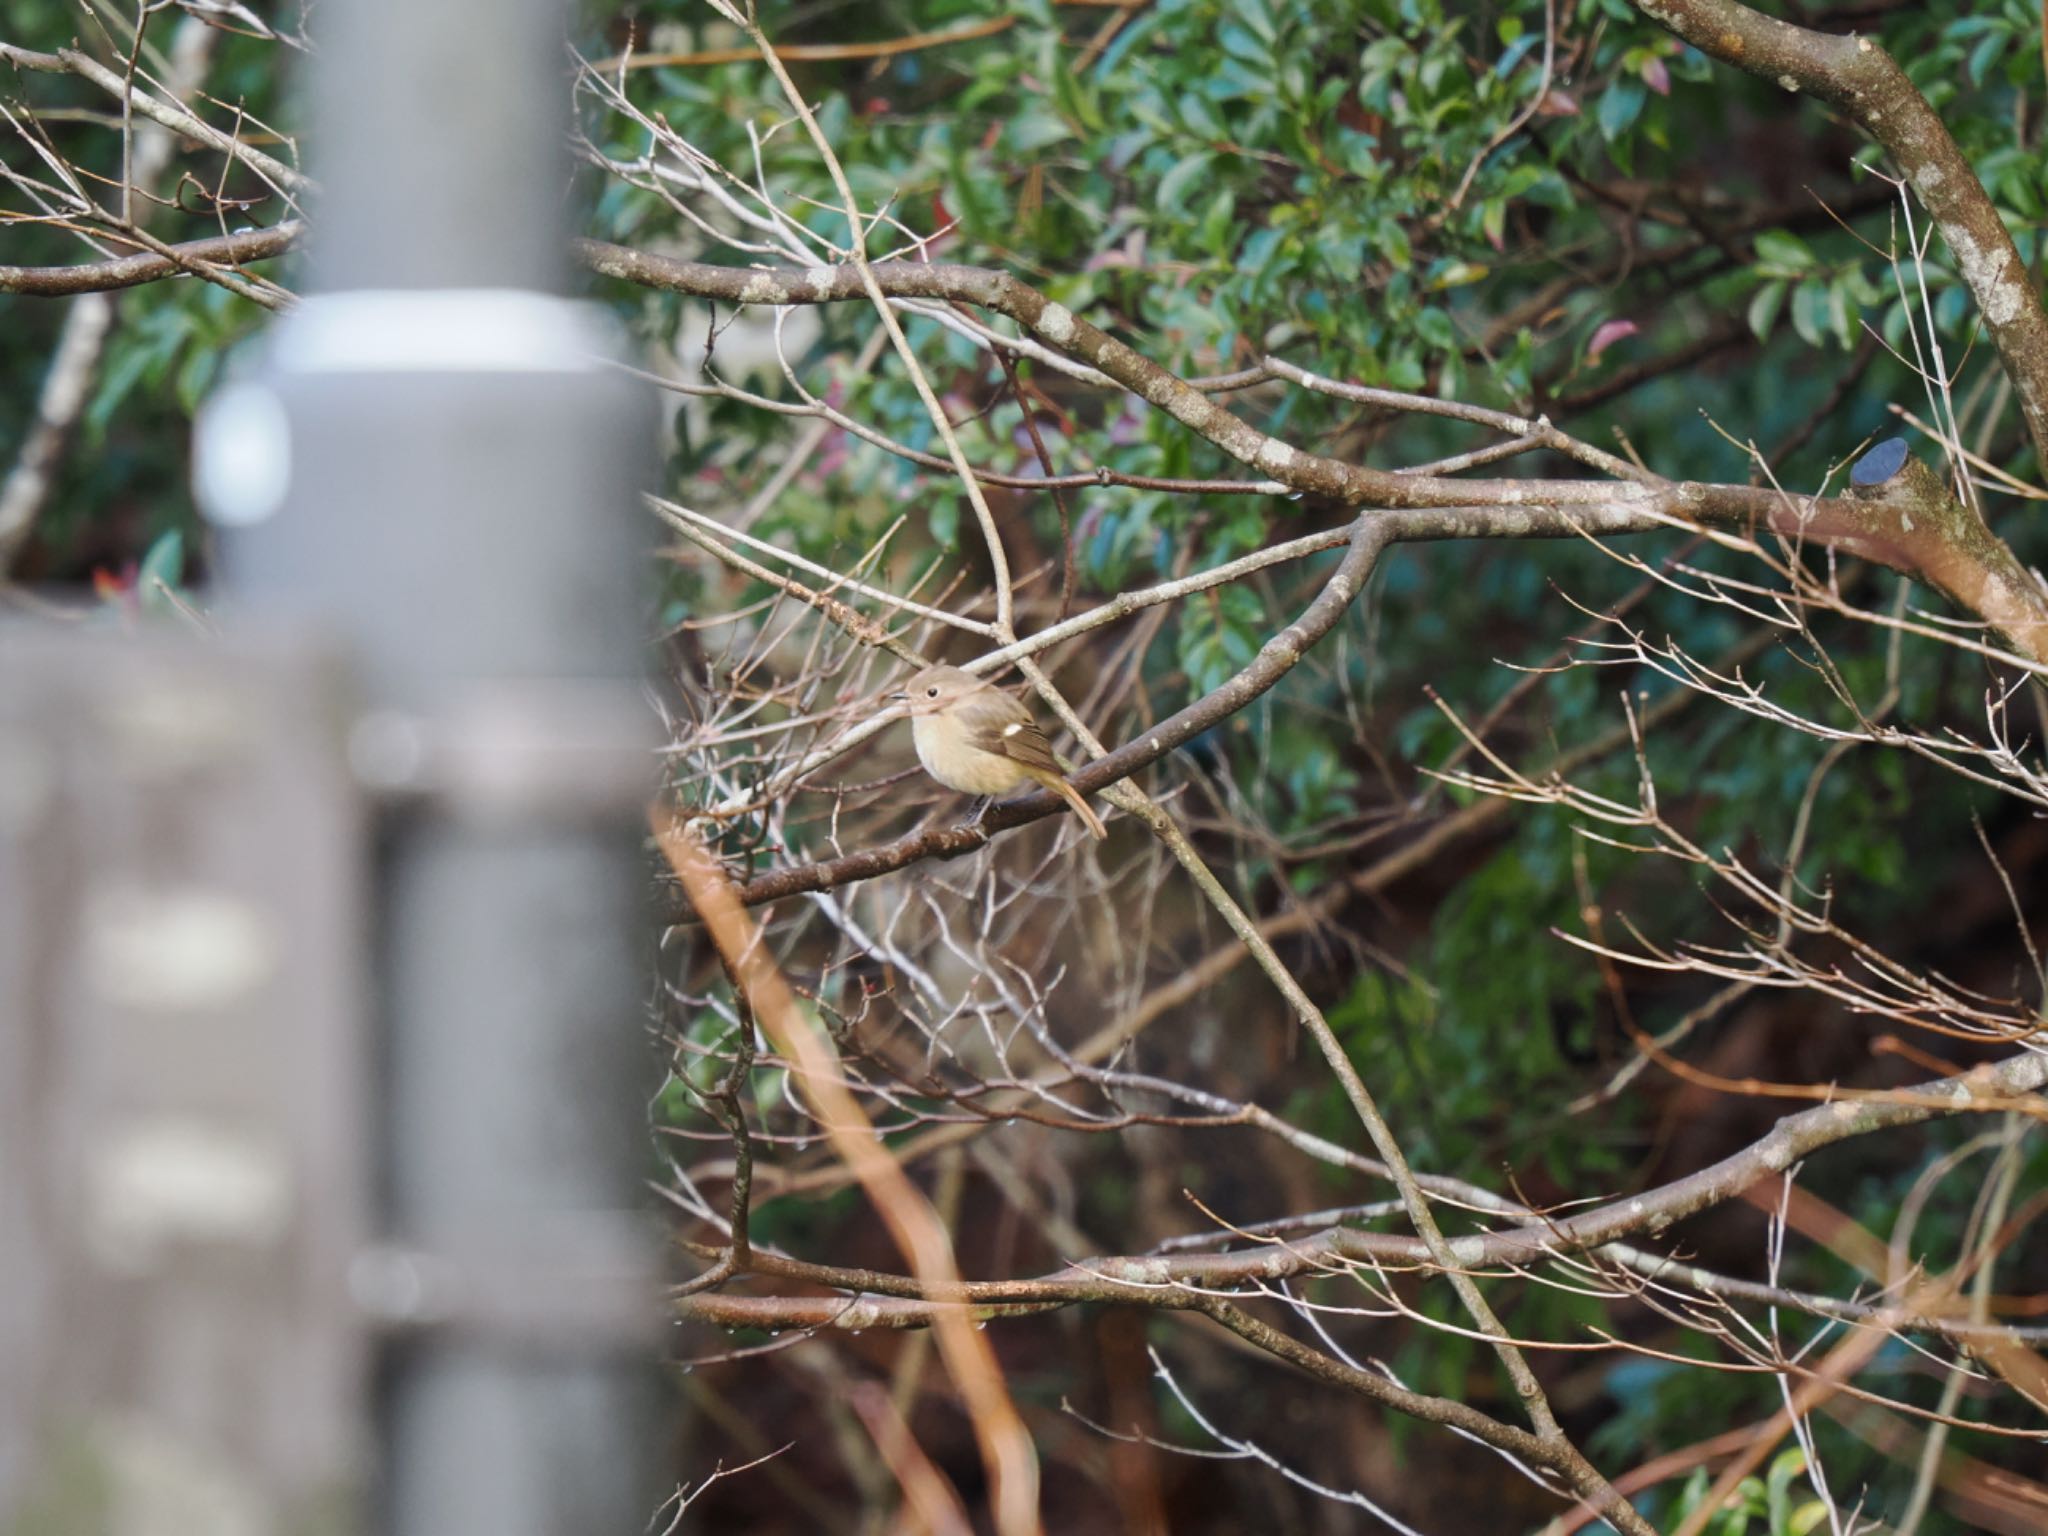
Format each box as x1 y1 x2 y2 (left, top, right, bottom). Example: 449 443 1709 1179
196 0 659 1532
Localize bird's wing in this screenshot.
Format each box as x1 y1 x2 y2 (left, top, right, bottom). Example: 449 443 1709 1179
988 717 1062 776
958 695 1063 777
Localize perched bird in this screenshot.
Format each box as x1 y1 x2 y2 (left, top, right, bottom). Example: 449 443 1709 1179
896 665 1107 839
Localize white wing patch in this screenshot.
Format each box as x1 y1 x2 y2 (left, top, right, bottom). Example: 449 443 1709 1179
1001 722 1026 737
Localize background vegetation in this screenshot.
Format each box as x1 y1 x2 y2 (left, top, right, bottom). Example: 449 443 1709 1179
5 1 2047 1532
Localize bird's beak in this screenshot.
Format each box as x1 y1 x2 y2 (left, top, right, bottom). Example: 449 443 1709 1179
890 689 909 702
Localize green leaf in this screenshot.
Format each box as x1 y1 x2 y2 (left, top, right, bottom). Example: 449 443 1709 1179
175 343 220 417
1597 79 1646 140
1006 101 1074 154
1415 306 1458 350
1177 584 1264 694
1751 229 1814 273
136 530 186 616
1219 22 1272 71
1431 260 1489 289
1374 215 1413 271
1179 92 1224 141
1826 279 1854 347
1746 279 1787 340
88 342 156 441
1790 278 1829 348
1966 29 2007 85
1157 151 1216 215
1766 1448 1804 1532
1480 197 1507 249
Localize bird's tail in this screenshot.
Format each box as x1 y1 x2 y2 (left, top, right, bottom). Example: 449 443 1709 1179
1051 775 1107 839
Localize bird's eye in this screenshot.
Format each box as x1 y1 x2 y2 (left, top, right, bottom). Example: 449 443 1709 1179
926 685 940 697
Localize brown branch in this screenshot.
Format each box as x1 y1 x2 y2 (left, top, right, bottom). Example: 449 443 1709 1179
1461 1050 2048 1268
0 221 299 295
654 808 1045 1536
695 493 1847 912
846 1380 977 1536
673 1044 2048 1348
1 16 225 568
582 243 2048 657
1192 1298 1640 1530
14 225 2033 647
592 13 1017 71
1668 1270 1953 1536
1628 0 2048 470
0 42 309 196
1549 1422 1769 1535
715 513 1391 906
575 241 1783 515
694 623 1778 1212
681 1272 1648 1528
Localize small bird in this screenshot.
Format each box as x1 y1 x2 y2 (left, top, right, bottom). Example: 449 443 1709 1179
896 665 1107 839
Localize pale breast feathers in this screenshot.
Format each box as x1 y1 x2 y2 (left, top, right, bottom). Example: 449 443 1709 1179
912 708 1033 794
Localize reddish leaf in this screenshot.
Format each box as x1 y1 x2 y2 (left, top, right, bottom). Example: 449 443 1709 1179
1586 319 1639 361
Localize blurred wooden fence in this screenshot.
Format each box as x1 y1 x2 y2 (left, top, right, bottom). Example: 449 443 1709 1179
0 627 369 1535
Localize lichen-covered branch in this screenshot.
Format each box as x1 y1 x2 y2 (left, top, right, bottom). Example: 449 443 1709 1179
582 243 2048 658
1628 0 2048 471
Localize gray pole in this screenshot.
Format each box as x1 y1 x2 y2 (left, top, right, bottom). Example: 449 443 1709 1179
196 2 659 1533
